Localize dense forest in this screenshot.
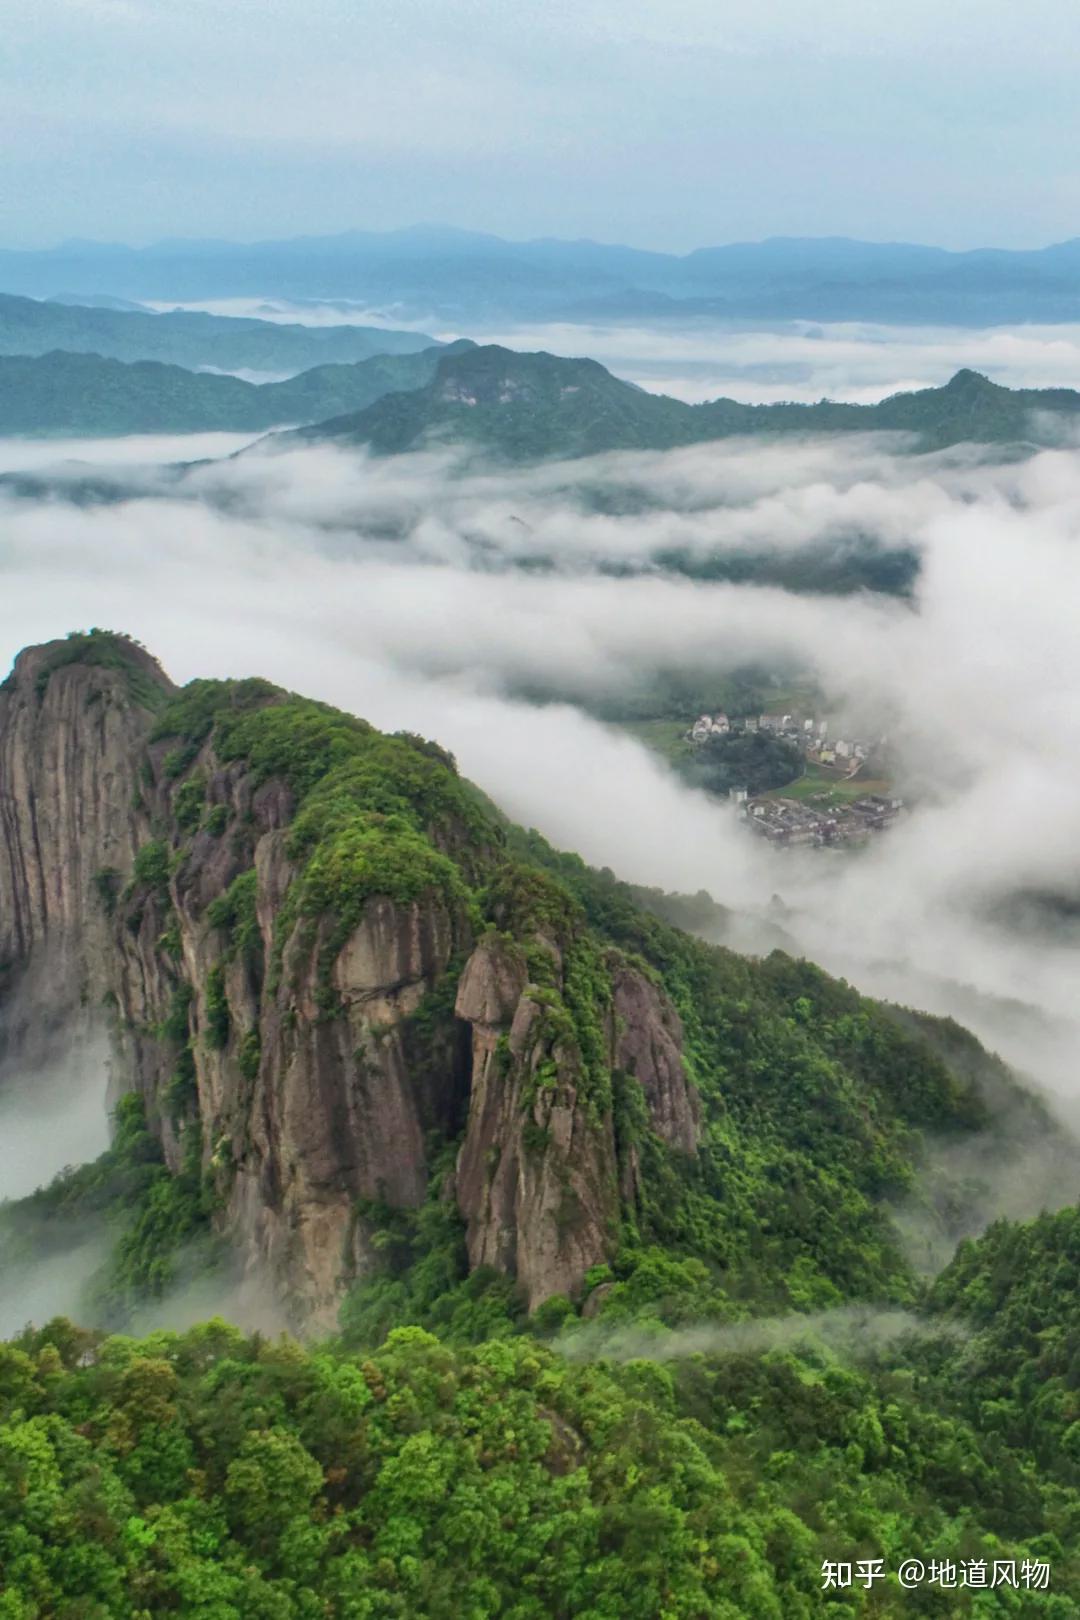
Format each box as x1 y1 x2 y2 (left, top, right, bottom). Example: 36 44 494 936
4 1163 1080 1615
4 1258 1080 1619
682 731 805 798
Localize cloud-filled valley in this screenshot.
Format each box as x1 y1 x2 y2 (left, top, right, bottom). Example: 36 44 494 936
4 395 1080 1152
152 299 1080 404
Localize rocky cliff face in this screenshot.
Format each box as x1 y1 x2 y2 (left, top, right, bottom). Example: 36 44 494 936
0 636 700 1329
610 962 699 1158
452 934 616 1311
243 885 472 1322
0 638 167 1066
452 933 699 1309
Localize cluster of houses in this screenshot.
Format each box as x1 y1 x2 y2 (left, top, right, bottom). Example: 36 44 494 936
688 711 878 772
685 707 902 849
743 793 904 848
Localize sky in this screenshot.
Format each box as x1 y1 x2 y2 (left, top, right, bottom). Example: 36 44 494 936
5 0 1080 250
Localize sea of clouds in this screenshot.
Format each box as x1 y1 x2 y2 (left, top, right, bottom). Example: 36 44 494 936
148 298 1080 403
4 327 1080 1251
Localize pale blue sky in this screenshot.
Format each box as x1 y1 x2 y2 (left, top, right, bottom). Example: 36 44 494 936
5 0 1080 250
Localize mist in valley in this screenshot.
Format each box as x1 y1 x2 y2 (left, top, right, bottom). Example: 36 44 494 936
0 1033 112 1203
0 1024 289 1340
146 299 1080 405
557 1304 968 1366
4 322 1080 1330
0 1024 113 1338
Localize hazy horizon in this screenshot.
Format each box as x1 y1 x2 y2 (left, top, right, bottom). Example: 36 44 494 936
9 223 1080 256
8 0 1080 251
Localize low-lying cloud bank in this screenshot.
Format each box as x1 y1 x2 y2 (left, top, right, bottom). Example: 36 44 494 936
2 420 1080 1172
473 318 1080 405
0 429 266 475
145 302 1080 406
557 1306 966 1365
0 1032 112 1204
0 1017 290 1338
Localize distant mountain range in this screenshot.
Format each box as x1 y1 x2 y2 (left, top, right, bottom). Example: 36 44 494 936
0 292 436 372
5 347 1069 600
6 226 1080 323
291 345 1080 459
0 342 473 436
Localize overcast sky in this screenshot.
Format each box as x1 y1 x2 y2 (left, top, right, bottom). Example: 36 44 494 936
4 0 1080 251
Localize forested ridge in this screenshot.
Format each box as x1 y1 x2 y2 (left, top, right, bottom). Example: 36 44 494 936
295 347 1080 461
1 634 1078 1616
0 294 434 372
0 344 473 437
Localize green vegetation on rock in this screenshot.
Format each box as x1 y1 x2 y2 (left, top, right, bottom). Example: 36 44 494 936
138 674 1061 1326
31 628 168 711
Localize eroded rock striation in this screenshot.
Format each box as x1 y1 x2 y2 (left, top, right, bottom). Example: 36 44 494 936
0 637 169 1066
0 634 699 1326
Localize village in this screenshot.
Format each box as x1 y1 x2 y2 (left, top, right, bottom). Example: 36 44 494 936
686 708 905 848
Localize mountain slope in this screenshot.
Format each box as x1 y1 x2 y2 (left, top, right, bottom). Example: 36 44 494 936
293 343 695 457
0 342 474 436
294 344 1080 460
0 291 437 371
715 365 1080 447
0 631 1068 1336
4 631 1080 1616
